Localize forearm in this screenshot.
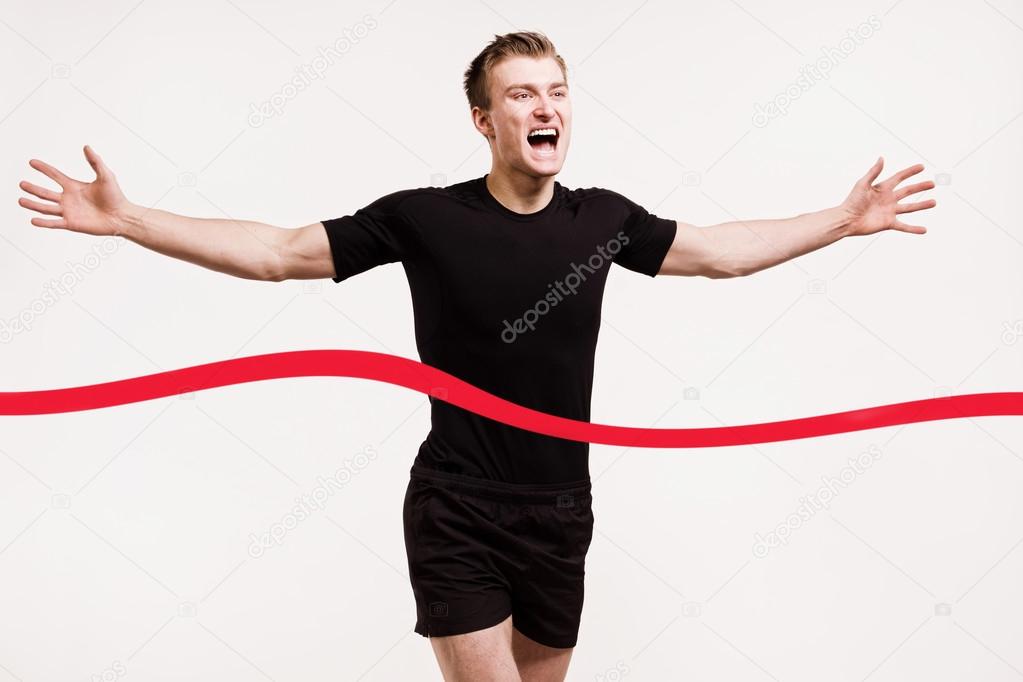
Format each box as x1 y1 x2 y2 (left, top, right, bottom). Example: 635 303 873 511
115 203 286 281
711 205 853 277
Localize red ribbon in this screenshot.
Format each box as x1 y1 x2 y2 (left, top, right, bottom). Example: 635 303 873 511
2 349 1019 447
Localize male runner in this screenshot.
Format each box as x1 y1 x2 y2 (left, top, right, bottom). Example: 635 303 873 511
18 30 935 682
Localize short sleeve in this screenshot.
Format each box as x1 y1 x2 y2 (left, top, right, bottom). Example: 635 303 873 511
321 190 415 283
610 192 677 277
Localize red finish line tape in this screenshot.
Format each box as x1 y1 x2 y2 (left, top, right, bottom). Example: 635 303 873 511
1 349 1019 447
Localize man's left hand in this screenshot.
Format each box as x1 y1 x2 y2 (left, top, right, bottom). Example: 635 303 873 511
840 157 937 236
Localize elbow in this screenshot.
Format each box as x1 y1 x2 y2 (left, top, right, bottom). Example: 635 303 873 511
264 270 289 283
701 258 749 279
702 265 739 279
260 255 289 282
693 245 750 279
717 254 757 278
263 230 298 282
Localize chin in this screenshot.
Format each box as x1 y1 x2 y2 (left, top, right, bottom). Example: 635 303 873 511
519 153 566 178
528 163 562 178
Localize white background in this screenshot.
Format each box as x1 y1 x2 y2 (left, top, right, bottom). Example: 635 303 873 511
1 0 1022 680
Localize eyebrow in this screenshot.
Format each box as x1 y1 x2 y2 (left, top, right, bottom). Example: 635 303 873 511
504 81 569 93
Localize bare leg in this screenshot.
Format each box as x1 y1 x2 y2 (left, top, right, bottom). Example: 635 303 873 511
511 625 574 682
428 614 521 681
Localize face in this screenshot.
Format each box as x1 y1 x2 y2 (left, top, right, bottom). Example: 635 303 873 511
473 55 572 179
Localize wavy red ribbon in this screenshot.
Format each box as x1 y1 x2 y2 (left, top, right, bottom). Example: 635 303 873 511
0 349 1020 447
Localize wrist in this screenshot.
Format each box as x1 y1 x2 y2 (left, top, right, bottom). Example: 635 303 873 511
112 202 144 241
831 203 857 239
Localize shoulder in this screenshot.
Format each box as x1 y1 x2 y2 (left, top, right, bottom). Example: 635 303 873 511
560 184 640 212
357 186 432 213
364 180 481 214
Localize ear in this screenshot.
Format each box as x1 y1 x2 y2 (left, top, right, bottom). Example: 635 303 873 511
471 105 493 139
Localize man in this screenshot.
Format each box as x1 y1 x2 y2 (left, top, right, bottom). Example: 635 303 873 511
18 30 935 682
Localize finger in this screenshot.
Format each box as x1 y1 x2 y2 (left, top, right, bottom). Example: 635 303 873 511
896 198 937 214
859 156 884 186
18 197 63 216
30 216 68 229
19 180 60 202
28 158 74 188
83 145 111 179
894 180 935 200
893 219 927 234
880 163 924 189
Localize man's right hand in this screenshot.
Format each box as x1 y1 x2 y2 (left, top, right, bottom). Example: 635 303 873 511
17 145 336 281
19 145 130 237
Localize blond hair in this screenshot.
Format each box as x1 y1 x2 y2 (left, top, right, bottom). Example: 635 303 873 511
463 31 568 111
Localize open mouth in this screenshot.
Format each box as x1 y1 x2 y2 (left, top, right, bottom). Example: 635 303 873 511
526 127 559 155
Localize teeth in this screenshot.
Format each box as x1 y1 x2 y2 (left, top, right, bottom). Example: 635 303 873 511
527 128 557 138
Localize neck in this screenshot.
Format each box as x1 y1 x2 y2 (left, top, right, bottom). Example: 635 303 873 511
485 164 556 214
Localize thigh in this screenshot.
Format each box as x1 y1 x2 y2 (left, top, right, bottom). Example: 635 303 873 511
512 625 574 682
404 478 514 638
509 491 594 650
430 614 521 682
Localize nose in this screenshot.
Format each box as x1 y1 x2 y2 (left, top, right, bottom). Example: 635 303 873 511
534 93 556 117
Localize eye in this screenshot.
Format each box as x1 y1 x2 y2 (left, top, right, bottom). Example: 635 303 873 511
515 93 530 100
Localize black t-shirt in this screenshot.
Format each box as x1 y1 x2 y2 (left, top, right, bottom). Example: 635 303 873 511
322 174 677 484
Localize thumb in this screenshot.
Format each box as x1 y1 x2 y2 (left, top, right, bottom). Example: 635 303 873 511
894 219 927 235
859 156 883 187
83 145 112 179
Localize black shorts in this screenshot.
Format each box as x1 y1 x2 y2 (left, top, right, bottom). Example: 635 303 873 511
402 462 594 649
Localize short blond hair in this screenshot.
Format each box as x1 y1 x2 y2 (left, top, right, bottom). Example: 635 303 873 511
463 31 568 111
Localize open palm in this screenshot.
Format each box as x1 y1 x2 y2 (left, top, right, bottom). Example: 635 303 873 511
18 146 129 237
840 157 936 236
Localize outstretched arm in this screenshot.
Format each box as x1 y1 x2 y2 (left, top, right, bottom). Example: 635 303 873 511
18 146 335 281
658 158 937 278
